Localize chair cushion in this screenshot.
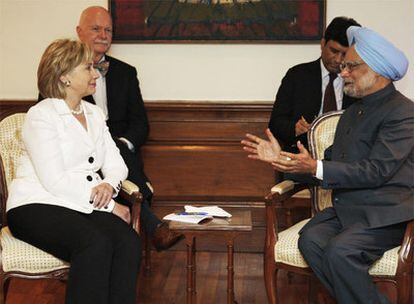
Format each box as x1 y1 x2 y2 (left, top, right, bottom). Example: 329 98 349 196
1 227 69 273
275 219 310 267
292 189 311 199
274 219 400 276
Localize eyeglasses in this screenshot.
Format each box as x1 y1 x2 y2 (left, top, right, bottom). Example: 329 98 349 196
340 61 365 72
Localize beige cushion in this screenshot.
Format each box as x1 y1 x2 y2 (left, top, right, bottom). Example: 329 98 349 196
275 219 310 267
274 219 400 276
369 246 400 276
1 227 69 273
292 189 311 199
308 113 340 211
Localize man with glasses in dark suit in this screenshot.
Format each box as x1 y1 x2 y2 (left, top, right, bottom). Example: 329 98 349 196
244 25 413 304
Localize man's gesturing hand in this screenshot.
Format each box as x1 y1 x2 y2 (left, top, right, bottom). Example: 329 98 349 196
271 141 317 175
241 128 282 163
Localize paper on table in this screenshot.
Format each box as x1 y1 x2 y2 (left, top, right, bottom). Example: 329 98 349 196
184 205 232 218
163 213 213 224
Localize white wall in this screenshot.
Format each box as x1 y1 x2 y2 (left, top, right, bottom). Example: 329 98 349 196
1 0 413 101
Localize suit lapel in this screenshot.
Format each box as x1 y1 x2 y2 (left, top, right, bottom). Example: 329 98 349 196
83 103 100 145
53 99 94 148
105 55 115 116
310 59 323 105
302 59 323 122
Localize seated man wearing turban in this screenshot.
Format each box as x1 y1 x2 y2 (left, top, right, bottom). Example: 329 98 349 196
242 26 413 304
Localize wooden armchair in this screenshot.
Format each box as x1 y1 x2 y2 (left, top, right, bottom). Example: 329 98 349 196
0 112 143 304
264 111 414 304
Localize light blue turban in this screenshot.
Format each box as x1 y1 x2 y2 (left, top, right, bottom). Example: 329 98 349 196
347 26 408 81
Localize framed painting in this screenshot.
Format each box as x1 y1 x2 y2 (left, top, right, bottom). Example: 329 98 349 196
110 0 326 43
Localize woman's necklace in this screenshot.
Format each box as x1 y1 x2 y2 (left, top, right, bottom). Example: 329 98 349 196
71 106 83 115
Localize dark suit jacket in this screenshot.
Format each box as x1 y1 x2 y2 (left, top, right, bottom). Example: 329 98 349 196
85 56 151 197
268 59 357 152
322 84 414 228
102 56 148 148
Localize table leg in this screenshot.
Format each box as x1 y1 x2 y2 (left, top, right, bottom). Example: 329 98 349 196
186 236 195 304
227 238 235 304
192 238 197 302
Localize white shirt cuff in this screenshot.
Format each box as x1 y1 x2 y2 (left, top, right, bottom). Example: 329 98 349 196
316 160 324 180
118 137 135 152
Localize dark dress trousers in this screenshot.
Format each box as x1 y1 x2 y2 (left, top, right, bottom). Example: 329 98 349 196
268 59 357 152
298 84 414 304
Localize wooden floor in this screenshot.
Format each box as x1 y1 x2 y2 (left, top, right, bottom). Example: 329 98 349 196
5 251 313 304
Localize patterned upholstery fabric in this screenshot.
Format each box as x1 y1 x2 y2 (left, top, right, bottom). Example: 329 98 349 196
292 189 310 199
0 113 69 274
308 112 342 212
1 227 69 273
274 220 400 276
274 112 400 277
0 113 26 188
315 188 333 211
275 219 310 267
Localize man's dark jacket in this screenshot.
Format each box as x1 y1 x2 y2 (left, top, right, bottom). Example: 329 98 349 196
321 84 414 228
85 55 150 197
268 59 357 151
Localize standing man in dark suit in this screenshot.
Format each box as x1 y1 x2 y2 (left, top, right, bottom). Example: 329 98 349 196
269 17 360 152
77 6 183 251
243 26 413 303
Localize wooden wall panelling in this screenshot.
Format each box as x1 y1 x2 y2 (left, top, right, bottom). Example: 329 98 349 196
0 100 34 120
0 100 291 252
143 144 275 198
143 102 276 252
143 102 275 197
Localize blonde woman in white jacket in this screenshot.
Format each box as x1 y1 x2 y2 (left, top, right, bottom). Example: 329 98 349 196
6 39 141 304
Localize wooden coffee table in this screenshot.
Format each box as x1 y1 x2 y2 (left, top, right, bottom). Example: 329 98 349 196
169 210 252 304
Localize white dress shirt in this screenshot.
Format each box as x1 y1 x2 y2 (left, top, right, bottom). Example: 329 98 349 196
93 71 109 120
316 160 324 180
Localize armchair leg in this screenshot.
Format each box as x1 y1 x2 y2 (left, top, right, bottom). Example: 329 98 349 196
139 224 151 275
287 272 294 284
396 272 412 304
0 276 10 304
0 281 3 304
264 260 278 304
308 276 317 304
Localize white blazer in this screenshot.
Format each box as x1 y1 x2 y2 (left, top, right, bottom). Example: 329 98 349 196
6 98 128 214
